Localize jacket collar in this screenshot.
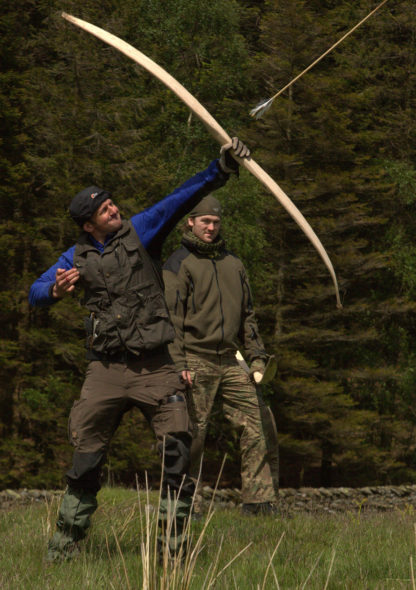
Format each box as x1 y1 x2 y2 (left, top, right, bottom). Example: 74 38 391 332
76 219 130 254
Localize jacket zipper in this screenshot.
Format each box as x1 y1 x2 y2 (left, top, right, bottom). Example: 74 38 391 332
240 270 260 343
174 289 181 315
240 270 253 311
212 260 225 354
189 276 196 313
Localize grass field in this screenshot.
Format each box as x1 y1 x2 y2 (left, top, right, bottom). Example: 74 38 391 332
1 486 416 589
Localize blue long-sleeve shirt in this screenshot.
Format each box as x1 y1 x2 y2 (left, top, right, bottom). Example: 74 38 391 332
29 160 228 307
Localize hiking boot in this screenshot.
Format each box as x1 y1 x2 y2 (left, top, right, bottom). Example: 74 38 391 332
191 510 204 522
46 487 97 563
191 513 203 522
158 493 191 559
241 502 278 516
46 535 81 563
157 539 186 567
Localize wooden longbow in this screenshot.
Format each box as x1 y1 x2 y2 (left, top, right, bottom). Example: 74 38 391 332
62 12 342 309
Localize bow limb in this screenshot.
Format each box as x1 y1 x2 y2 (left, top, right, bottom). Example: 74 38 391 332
62 12 342 309
62 13 230 146
242 158 342 309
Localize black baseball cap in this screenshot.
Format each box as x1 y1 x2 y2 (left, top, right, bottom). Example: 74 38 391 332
69 186 112 227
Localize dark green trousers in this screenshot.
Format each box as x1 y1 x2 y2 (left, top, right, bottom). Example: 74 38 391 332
48 351 194 560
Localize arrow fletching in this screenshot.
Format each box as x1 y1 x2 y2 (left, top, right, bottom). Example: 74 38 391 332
249 98 275 120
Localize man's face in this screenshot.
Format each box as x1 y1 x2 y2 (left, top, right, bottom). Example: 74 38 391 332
84 198 122 242
188 214 221 243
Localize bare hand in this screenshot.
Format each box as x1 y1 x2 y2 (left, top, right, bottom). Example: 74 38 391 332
252 371 263 384
181 370 193 387
52 267 80 298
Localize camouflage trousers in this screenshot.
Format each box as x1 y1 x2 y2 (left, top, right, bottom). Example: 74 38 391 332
186 352 279 504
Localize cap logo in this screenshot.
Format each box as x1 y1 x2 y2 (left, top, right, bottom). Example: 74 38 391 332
90 192 98 199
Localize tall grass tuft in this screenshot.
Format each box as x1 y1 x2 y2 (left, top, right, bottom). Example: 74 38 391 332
127 454 259 589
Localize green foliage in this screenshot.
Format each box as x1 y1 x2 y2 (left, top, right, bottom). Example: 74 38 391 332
384 159 416 296
2 0 416 490
245 0 416 486
0 0 255 490
383 160 416 206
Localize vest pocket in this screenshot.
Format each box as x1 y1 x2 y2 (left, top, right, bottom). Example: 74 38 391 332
135 292 175 349
135 292 168 322
123 242 143 269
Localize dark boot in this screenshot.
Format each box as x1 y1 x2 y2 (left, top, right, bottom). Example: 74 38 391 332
46 487 98 562
241 502 278 516
157 433 194 559
158 492 192 561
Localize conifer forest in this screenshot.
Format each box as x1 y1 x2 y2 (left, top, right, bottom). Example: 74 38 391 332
1 0 416 491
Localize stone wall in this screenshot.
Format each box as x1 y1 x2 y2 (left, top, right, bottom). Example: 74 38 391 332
0 489 63 511
3 485 416 513
197 485 416 514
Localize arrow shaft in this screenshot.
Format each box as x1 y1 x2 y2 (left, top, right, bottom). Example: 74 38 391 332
271 0 389 102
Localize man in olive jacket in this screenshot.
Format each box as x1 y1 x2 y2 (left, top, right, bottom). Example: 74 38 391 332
29 139 249 561
163 194 279 515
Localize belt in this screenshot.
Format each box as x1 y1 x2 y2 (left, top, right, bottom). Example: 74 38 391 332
87 350 139 363
86 345 168 363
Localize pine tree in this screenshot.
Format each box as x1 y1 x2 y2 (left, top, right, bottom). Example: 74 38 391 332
246 0 416 486
0 0 263 488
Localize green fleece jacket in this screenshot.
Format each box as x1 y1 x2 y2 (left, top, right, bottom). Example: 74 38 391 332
162 233 267 372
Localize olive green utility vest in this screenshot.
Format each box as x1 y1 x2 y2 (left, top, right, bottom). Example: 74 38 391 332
74 220 175 357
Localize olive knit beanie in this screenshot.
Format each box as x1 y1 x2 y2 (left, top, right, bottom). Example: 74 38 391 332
188 194 222 218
